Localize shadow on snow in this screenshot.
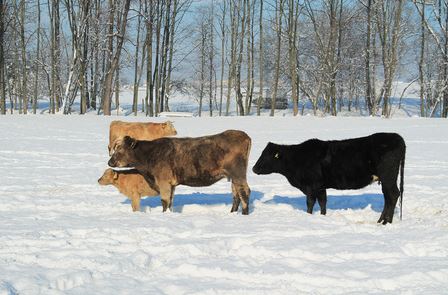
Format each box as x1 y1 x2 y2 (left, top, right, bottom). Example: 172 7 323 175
122 190 264 213
265 193 384 212
122 191 384 213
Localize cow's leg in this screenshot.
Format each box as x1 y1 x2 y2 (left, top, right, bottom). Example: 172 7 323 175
377 208 387 224
230 182 241 213
316 190 327 215
306 195 317 214
168 186 176 211
130 195 141 212
381 183 400 224
159 183 173 212
377 160 400 224
232 180 250 215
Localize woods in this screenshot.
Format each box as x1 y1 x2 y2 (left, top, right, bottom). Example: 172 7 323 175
0 0 447 117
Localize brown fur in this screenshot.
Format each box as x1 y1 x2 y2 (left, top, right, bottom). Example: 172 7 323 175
108 130 252 214
108 120 177 155
98 168 159 211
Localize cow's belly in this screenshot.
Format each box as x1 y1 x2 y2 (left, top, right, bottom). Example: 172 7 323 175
179 173 226 187
323 160 374 190
326 173 373 190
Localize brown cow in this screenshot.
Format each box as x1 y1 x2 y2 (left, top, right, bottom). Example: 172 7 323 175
108 120 177 155
108 130 252 214
98 168 159 212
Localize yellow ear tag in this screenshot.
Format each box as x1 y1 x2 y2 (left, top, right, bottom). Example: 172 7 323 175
274 153 279 159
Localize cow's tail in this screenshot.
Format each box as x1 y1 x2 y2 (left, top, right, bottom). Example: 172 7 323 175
399 146 405 221
245 135 252 171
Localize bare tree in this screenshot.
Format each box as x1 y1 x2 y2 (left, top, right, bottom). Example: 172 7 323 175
256 0 263 116
225 0 237 116
234 0 246 115
133 1 143 116
0 0 6 115
413 0 448 117
287 0 299 116
33 0 42 114
145 0 154 116
19 0 27 114
270 0 284 116
375 0 404 118
198 16 206 116
102 0 131 116
418 0 425 117
218 0 226 116
49 0 62 114
365 0 374 115
208 0 215 117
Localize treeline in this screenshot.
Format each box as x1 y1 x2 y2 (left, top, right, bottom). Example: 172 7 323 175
0 0 447 117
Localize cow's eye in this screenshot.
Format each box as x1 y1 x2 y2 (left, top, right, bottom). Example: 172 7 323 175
274 153 279 159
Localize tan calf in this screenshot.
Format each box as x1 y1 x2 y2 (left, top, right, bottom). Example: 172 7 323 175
98 168 159 211
108 120 177 155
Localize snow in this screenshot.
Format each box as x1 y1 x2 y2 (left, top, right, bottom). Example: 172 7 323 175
1 115 448 294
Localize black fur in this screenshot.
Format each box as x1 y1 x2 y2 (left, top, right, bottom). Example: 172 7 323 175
253 133 406 224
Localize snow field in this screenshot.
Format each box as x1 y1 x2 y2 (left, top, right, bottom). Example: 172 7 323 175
0 116 448 294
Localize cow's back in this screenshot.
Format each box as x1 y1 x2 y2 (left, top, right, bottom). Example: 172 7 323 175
109 121 176 149
138 130 251 187
321 133 404 190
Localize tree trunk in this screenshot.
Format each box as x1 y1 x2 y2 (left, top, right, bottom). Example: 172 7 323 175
365 0 373 115
288 0 299 116
19 0 27 114
219 0 226 116
102 0 116 115
165 0 179 112
244 0 252 115
443 2 448 118
0 0 7 115
115 65 120 115
146 0 154 116
234 0 246 116
199 21 206 117
33 0 41 114
226 0 237 116
90 0 101 110
209 0 215 117
153 0 162 116
160 0 172 112
133 1 142 115
102 0 131 116
419 0 425 117
257 0 263 116
270 0 283 116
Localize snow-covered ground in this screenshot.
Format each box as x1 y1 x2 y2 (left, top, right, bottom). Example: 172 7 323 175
1 115 448 294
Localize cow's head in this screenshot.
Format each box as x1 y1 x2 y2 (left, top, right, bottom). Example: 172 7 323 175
163 121 178 136
252 142 284 175
98 168 118 185
108 136 139 168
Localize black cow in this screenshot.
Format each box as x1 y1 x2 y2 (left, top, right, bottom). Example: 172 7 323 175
252 133 406 224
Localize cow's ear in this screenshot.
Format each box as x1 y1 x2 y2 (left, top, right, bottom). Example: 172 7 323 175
113 171 119 180
124 136 138 149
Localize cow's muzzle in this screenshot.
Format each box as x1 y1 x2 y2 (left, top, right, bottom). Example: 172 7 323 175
108 158 117 167
252 165 260 174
